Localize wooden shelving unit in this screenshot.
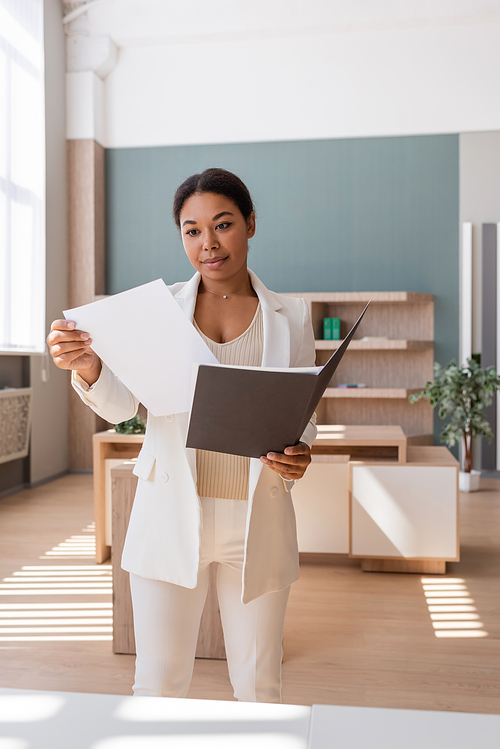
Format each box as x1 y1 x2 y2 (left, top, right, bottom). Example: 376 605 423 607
285 291 435 443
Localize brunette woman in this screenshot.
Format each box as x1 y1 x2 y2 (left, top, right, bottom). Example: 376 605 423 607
47 168 316 702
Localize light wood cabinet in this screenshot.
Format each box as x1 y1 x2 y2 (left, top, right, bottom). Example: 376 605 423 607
284 291 434 443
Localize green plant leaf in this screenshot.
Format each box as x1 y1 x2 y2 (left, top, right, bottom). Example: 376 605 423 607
114 415 146 435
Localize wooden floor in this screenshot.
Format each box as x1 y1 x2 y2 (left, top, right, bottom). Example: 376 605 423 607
0 474 499 713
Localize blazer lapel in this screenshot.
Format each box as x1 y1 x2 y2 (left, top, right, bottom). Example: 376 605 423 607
248 270 290 369
173 272 201 485
173 271 201 320
247 270 291 500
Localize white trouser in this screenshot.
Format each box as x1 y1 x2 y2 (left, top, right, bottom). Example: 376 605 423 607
129 496 291 702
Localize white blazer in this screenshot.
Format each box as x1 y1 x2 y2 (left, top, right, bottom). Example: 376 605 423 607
72 269 317 603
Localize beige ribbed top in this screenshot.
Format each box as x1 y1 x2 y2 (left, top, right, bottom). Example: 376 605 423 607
194 303 263 500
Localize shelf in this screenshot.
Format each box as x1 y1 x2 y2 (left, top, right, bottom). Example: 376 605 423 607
285 291 434 303
323 388 421 399
315 424 406 444
315 339 433 351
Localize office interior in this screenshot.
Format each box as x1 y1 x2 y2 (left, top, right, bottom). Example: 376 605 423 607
0 0 499 746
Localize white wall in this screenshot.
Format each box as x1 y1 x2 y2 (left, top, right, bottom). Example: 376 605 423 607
64 0 500 147
104 21 500 148
81 0 500 44
29 0 69 484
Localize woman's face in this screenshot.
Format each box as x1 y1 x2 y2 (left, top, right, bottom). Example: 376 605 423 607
179 192 255 283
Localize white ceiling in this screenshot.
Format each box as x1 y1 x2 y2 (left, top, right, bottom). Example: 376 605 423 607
62 0 500 46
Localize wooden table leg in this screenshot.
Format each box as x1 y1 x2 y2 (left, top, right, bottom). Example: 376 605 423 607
93 440 110 564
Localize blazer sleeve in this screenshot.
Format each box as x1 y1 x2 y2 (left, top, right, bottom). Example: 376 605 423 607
280 298 318 492
71 360 140 424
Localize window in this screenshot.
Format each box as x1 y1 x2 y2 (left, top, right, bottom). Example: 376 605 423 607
0 0 45 354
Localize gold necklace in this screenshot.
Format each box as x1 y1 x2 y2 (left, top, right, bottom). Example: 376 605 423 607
202 283 252 300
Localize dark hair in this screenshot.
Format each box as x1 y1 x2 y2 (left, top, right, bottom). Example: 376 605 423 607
172 168 255 229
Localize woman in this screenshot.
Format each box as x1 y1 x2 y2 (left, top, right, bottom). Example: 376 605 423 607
47 168 317 703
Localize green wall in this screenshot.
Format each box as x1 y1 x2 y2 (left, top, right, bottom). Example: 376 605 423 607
105 134 459 371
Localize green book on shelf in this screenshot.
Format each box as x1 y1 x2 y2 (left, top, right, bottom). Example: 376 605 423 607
323 318 341 340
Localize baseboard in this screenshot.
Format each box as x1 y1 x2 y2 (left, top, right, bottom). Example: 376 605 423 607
0 483 28 500
0 470 86 499
29 471 69 490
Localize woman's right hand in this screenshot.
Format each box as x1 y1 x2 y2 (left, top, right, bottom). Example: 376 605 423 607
46 319 102 385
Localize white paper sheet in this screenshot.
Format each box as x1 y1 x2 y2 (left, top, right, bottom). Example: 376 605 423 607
64 279 218 417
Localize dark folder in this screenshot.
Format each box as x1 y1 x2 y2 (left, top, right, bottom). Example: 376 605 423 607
186 302 369 458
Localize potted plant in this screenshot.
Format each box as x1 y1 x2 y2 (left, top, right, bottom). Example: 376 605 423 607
410 358 500 492
113 414 146 434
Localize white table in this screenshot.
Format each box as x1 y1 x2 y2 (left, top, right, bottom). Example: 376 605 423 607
308 704 500 749
0 688 310 749
1 688 499 749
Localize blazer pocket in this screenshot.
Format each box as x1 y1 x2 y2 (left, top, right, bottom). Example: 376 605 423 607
132 448 156 481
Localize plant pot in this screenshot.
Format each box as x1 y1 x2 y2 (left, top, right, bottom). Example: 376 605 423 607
459 470 481 493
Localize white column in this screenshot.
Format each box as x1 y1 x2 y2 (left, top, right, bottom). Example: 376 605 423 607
64 7 117 147
66 71 105 143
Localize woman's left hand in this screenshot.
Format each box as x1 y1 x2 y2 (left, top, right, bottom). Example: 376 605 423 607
260 442 311 481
